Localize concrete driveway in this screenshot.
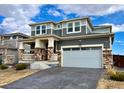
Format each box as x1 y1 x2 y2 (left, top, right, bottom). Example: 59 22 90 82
3 67 103 89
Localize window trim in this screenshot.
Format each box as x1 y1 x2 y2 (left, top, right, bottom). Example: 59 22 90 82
35 24 47 35
35 25 41 35
67 21 81 34
67 22 73 33
74 21 81 32
56 24 62 29
41 24 47 34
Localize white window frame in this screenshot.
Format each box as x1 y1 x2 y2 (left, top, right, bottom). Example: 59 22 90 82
56 24 62 29
35 25 41 35
67 21 81 34
35 24 47 35
41 24 47 34
74 21 81 32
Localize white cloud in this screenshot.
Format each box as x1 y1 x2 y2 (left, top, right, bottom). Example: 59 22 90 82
115 40 124 43
100 23 124 32
57 4 124 16
48 9 67 20
48 9 61 16
0 4 41 35
114 40 124 45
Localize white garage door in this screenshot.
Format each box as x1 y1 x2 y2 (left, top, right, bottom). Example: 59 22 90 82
62 47 102 68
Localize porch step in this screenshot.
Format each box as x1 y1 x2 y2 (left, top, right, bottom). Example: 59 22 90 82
30 62 51 70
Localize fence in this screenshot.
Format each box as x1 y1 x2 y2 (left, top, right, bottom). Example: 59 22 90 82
113 55 124 67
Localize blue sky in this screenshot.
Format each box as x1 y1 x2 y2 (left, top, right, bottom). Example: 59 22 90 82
0 4 124 55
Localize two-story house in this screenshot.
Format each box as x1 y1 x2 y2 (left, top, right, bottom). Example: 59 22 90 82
0 32 29 64
19 17 114 68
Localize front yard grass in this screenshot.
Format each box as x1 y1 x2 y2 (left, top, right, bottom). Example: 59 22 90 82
0 68 39 87
97 68 124 89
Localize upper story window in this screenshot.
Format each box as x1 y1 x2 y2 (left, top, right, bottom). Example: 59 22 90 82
67 22 73 33
67 21 81 34
10 36 16 40
57 24 61 29
74 21 80 32
12 36 16 39
41 25 46 34
36 26 40 34
35 25 47 35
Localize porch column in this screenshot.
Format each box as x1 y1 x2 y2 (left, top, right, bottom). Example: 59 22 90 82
103 49 113 68
34 39 46 61
19 42 24 61
48 38 54 60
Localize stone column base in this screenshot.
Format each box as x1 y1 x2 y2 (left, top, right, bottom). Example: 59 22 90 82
19 49 24 61
34 48 46 61
47 47 54 61
103 50 113 68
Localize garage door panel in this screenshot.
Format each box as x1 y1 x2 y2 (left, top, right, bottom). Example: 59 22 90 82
63 47 102 68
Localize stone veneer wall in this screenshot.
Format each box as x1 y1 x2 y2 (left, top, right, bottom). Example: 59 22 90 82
34 48 46 61
47 47 54 61
103 49 113 68
18 49 24 61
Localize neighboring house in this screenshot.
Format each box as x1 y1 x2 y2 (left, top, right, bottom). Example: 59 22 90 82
19 17 114 68
0 32 29 64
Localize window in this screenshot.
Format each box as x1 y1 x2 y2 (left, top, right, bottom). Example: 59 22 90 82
42 25 46 34
72 48 80 51
81 47 90 50
67 21 81 33
68 22 73 33
12 36 16 39
31 31 35 36
74 21 80 32
36 26 40 34
57 24 61 29
63 48 71 51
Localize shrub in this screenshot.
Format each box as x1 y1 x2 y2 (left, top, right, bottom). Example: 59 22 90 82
15 63 28 70
110 71 124 81
0 64 8 70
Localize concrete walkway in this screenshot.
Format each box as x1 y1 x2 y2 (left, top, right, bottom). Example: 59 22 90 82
3 67 103 89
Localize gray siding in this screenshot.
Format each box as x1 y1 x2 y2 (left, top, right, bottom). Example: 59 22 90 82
0 40 18 48
93 28 110 33
53 29 61 36
62 26 86 37
7 49 18 63
47 29 51 34
31 31 35 36
57 37 110 50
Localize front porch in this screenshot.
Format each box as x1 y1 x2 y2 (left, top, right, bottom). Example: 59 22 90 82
18 37 60 64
